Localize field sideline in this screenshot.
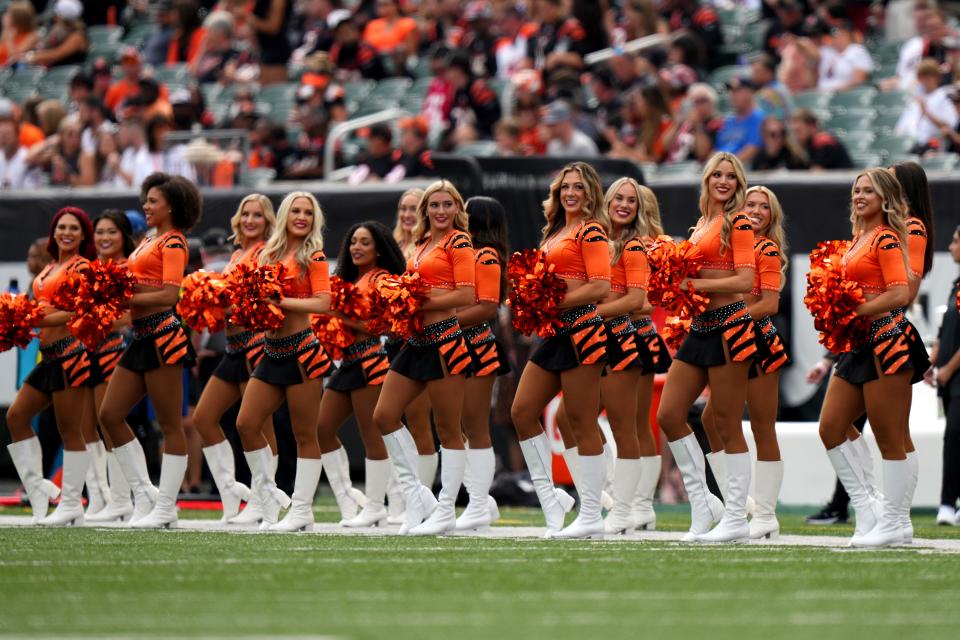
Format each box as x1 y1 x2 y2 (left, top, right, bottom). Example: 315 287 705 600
1 504 959 640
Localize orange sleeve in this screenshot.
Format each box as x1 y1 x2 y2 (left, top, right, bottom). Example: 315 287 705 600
161 233 188 286
757 240 782 291
447 232 476 287
475 248 501 303
731 213 755 269
623 238 649 290
875 231 908 289
308 250 331 296
579 221 611 281
906 218 927 278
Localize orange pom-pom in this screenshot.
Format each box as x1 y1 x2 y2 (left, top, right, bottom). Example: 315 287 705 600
803 240 871 354
177 271 231 333
0 293 43 352
62 260 136 349
367 272 430 339
227 263 287 331
660 317 691 352
311 314 354 360
330 276 370 320
507 249 567 337
645 239 708 319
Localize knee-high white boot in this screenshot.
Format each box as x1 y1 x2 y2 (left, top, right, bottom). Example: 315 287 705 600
132 453 186 529
826 441 880 545
455 447 499 531
240 447 289 529
383 428 438 535
851 434 882 500
698 452 751 543
705 451 728 499
410 447 465 535
632 455 661 531
386 464 406 524
336 446 368 511
853 458 909 548
555 453 605 539
112 439 159 524
321 447 362 523
40 450 89 526
601 441 615 511
605 458 642 534
901 451 918 543
86 451 135 523
520 433 574 537
84 441 110 516
749 460 783 539
6 437 60 523
669 434 724 542
343 458 391 527
270 458 321 532
418 452 439 489
202 440 252 522
562 447 581 492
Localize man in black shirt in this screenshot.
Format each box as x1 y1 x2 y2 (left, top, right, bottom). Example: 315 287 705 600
752 116 809 171
789 108 853 170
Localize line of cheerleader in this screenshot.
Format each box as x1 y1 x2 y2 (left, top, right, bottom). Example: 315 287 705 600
4 155 934 547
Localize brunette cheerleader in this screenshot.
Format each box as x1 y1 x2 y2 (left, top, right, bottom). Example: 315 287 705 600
316 222 406 527
509 162 610 539
5 208 96 525
233 192 334 532
455 196 511 531
98 174 201 528
372 180 475 536
630 184 671 530
190 194 277 523
83 211 137 523
701 186 789 539
818 168 914 547
655 152 756 543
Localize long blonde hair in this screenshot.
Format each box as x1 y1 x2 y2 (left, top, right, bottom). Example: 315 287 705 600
745 185 788 286
260 191 325 276
604 177 649 263
636 184 665 238
393 187 424 256
849 168 909 250
698 152 747 256
411 180 469 244
229 193 276 246
541 162 609 242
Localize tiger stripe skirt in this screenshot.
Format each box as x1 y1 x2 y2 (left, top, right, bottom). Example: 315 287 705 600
530 305 608 372
464 321 511 378
25 335 92 394
252 328 335 387
327 337 391 391
835 312 926 385
675 301 758 369
749 316 790 378
390 317 473 381
119 310 196 373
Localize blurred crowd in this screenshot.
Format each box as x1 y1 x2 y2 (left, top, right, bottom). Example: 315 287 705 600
3 0 960 190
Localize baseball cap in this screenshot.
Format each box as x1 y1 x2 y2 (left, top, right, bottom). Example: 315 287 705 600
542 101 573 125
125 210 148 235
119 47 141 64
0 97 15 120
54 0 82 20
399 115 429 138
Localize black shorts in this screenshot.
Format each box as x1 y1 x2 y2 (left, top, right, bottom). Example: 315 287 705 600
463 322 510 378
251 329 334 387
327 338 390 392
119 311 195 373
390 318 472 382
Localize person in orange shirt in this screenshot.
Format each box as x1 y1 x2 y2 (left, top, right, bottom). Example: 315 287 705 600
362 0 418 58
167 0 207 65
105 48 146 113
0 1 39 66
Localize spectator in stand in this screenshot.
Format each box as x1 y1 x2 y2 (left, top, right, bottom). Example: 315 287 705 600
25 114 90 186
106 48 148 114
22 0 88 67
939 85 960 153
516 94 547 155
0 108 30 190
420 44 454 134
817 20 874 93
143 0 178 67
110 118 153 188
291 0 346 64
778 28 820 95
36 100 66 138
138 78 173 121
589 66 623 138
526 0 590 76
879 3 945 93
714 76 764 164
752 116 809 171
385 116 435 182
788 108 853 170
543 100 598 157
194 11 244 85
494 117 524 156
92 128 120 186
237 0 293 84
668 32 707 81
329 13 387 81
460 2 498 78
661 0 723 68
78 97 113 156
611 0 660 46
444 50 502 146
167 0 206 66
90 58 112 105
67 73 93 112
494 4 535 81
662 81 723 163
895 58 959 154
751 52 790 119
362 0 418 70
762 0 806 61
609 83 672 163
0 1 39 66
348 123 395 183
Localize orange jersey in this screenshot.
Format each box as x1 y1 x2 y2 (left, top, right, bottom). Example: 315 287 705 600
407 231 475 290
362 17 418 53
128 230 188 288
905 216 927 278
278 250 330 299
751 236 782 296
610 237 649 294
32 255 89 303
474 247 502 304
224 241 265 276
687 212 755 272
542 220 611 282
842 225 908 295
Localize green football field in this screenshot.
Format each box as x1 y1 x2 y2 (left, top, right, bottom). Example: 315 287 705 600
1 503 959 640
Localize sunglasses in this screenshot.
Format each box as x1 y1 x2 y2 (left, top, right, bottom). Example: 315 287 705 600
764 129 785 137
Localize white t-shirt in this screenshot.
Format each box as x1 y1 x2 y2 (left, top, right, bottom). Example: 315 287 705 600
547 129 599 157
818 43 875 92
115 144 153 188
495 36 528 80
893 36 925 93
895 86 959 145
0 146 30 190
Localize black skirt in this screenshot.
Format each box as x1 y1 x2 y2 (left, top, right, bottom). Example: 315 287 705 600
834 314 923 386
118 311 196 373
902 320 930 385
748 318 791 379
530 306 608 373
212 351 252 384
602 316 641 374
25 336 91 394
464 322 511 378
390 318 473 382
675 302 757 369
327 338 390 392
634 319 671 375
251 329 334 387
87 332 127 387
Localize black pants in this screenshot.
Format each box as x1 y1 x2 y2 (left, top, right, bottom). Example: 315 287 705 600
828 413 869 511
941 394 960 507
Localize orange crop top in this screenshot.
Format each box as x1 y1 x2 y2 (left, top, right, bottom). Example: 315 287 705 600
842 225 908 296
750 236 782 296
905 216 927 278
475 247 502 304
610 237 649 294
407 231 476 290
355 268 388 296
279 250 331 299
33 255 89 304
128 230 188 289
542 220 611 282
687 212 755 271
224 241 265 276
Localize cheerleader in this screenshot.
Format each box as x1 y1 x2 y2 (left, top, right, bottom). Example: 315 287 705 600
631 185 671 530
98 174 201 528
372 179 475 536
317 221 406 527
818 168 914 547
455 196 511 531
190 194 276 523
234 191 334 532
4 207 95 525
510 162 610 539
701 186 789 539
83 210 136 523
655 152 756 543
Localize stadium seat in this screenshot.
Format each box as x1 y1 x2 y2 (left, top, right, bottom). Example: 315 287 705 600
655 161 701 177
371 77 412 100
343 80 375 103
454 141 497 157
872 40 904 66
87 25 123 45
920 154 957 171
241 168 277 187
850 152 881 169
153 64 189 84
792 90 829 111
709 65 745 90
835 130 875 153
827 111 876 133
873 110 903 133
874 90 910 113
873 134 914 160
122 24 155 48
829 87 877 110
